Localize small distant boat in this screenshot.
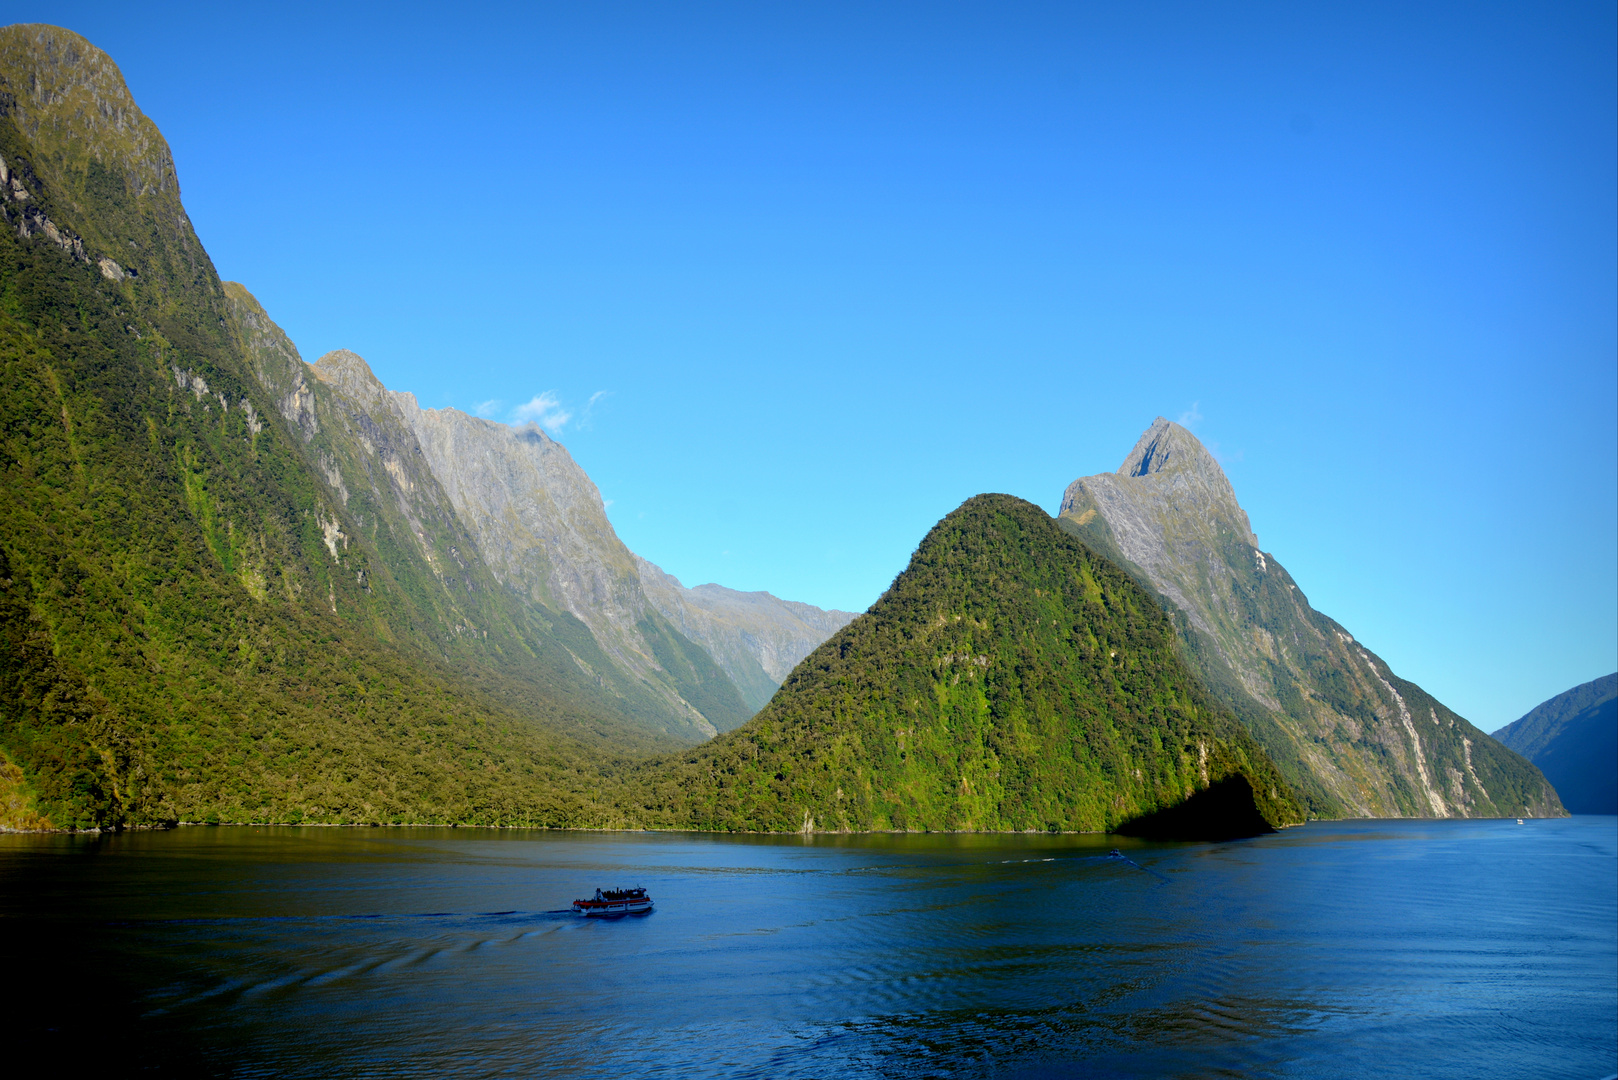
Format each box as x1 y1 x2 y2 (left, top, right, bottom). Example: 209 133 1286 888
572 887 653 917
1517 819 1524 825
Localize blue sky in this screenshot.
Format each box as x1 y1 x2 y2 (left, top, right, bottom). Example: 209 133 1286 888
17 1 1615 729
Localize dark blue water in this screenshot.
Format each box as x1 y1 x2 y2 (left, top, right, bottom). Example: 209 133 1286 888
2 818 1613 1078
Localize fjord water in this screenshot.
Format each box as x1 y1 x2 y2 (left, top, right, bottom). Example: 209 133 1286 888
3 821 1613 1078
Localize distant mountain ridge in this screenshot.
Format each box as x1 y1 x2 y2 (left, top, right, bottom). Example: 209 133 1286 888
634 556 858 715
1493 674 1616 815
1059 418 1561 819
225 278 853 739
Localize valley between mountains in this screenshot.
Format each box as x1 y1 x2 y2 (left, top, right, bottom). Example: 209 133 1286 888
0 24 1563 835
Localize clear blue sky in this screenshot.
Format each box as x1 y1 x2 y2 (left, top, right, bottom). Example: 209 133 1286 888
16 2 1615 730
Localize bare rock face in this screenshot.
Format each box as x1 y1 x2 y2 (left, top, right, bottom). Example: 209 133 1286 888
397 405 633 627
0 25 204 301
224 283 318 440
223 286 742 745
1064 418 1257 643
390 394 749 739
634 556 858 713
1059 418 1563 819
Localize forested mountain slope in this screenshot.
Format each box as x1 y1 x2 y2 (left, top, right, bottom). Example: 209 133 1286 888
0 24 650 829
0 23 856 830
1059 418 1562 819
627 495 1305 836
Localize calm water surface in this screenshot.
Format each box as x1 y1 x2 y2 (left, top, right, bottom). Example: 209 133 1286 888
2 818 1613 1078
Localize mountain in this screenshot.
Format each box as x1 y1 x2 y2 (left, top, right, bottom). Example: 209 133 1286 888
226 282 748 743
226 280 847 739
393 388 752 737
634 556 858 716
628 495 1304 837
223 287 692 749
0 23 669 830
0 24 856 830
1493 674 1617 815
1058 418 1563 819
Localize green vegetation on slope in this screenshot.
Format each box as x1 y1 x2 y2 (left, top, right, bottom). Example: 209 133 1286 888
624 495 1304 833
0 25 658 829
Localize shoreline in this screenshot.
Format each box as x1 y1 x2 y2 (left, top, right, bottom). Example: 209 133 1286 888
1 814 1579 837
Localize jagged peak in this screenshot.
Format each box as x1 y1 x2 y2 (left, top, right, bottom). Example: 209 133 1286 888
511 420 555 446
1062 418 1258 550
1118 417 1221 480
394 399 561 449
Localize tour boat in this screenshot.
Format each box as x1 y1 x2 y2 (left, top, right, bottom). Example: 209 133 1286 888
572 886 654 916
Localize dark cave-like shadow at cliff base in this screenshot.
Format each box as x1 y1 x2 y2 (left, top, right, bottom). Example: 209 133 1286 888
1115 775 1276 842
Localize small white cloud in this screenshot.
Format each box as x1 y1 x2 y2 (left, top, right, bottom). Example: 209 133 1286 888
602 498 614 509
573 390 611 430
511 392 572 433
474 399 503 418
1178 401 1203 429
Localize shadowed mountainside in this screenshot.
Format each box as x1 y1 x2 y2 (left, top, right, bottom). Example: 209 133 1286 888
1493 674 1616 815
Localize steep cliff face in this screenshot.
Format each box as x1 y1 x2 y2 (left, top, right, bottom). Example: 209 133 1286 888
0 24 198 301
1059 418 1562 819
223 282 748 744
634 556 858 717
393 397 753 738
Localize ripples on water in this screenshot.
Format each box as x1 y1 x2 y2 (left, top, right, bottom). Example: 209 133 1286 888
2 819 1613 1078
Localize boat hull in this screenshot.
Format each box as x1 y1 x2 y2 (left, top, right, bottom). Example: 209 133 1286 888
572 898 654 917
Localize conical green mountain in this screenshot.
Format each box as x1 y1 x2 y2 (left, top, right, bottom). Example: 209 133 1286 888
1059 418 1563 819
629 495 1305 835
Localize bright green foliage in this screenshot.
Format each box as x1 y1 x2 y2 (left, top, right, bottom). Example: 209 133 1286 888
627 495 1304 833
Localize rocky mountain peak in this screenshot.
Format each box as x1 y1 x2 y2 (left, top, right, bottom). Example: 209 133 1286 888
1057 421 1563 820
512 421 555 448
1062 419 1257 552
1119 417 1218 480
312 349 393 412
